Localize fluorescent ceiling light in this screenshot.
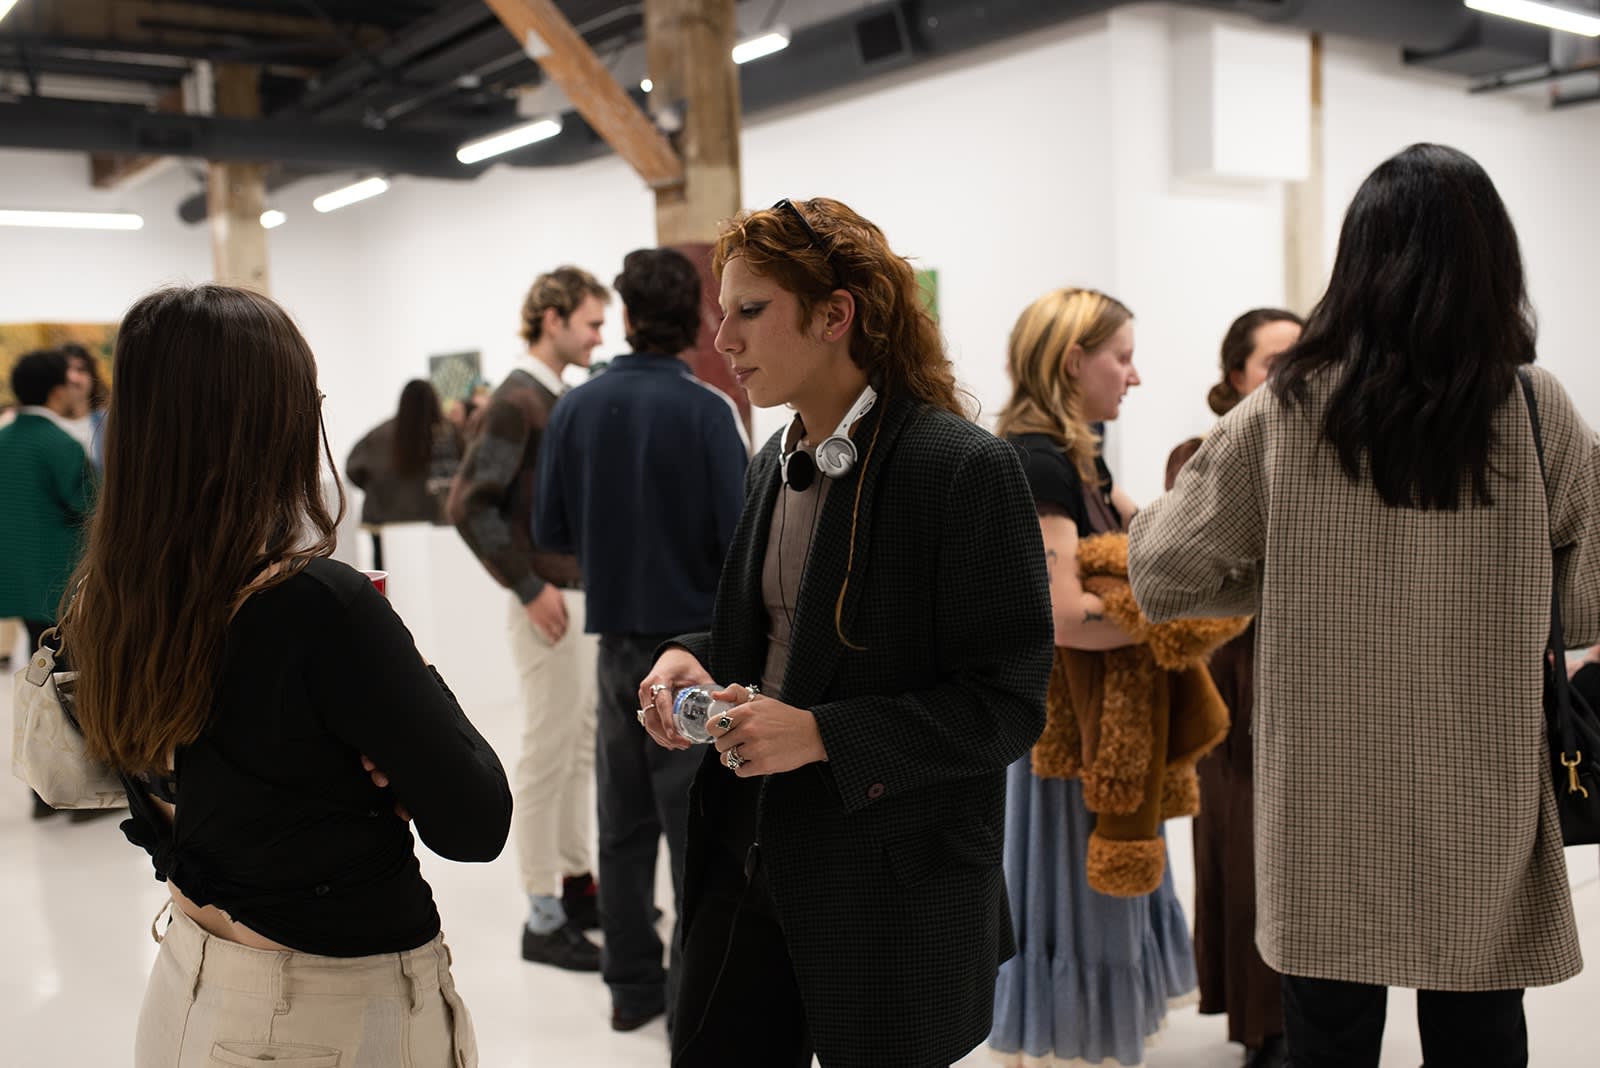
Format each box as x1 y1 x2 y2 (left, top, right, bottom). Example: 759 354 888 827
640 78 653 93
1465 0 1600 36
260 209 287 229
0 1 18 24
0 209 143 231
732 30 790 64
456 117 562 164
312 177 389 213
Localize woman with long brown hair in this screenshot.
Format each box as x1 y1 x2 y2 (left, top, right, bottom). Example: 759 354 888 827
989 288 1199 1068
635 198 1053 1067
1165 308 1301 1068
347 377 463 569
346 378 463 527
62 284 510 1066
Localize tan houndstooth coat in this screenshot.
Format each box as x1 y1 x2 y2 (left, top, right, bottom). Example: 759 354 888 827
1128 365 1600 991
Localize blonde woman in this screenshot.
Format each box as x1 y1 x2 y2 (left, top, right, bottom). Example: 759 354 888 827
989 288 1197 1068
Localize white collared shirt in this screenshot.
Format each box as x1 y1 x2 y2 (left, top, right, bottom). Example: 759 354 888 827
19 405 91 454
517 354 569 398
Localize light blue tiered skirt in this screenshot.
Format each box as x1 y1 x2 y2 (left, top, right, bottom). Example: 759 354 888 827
989 759 1197 1067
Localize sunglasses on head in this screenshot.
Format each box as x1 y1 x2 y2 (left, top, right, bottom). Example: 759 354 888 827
773 198 825 246
772 198 841 287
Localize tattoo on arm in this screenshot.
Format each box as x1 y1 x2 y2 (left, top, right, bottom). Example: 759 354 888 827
1083 609 1105 624
1045 548 1059 577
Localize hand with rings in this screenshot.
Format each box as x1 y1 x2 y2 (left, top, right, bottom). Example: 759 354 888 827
637 648 714 750
709 683 829 778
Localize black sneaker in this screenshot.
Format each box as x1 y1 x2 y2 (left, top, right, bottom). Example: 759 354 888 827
520 922 600 971
611 1005 664 1033
1246 1035 1287 1068
562 873 600 931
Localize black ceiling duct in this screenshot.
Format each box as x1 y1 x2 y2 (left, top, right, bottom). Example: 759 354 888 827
122 0 1565 222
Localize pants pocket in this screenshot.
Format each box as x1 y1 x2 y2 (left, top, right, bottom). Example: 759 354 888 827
437 961 479 1068
210 1042 341 1067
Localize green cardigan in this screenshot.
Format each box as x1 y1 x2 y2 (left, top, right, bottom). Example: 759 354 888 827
0 413 95 622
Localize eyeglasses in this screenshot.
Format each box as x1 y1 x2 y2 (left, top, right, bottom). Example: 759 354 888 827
772 198 841 287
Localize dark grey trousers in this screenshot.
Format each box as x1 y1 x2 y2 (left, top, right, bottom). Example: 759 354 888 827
594 633 702 1020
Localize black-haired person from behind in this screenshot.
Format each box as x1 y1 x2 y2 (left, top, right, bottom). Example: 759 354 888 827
536 247 750 1034
1131 144 1600 1068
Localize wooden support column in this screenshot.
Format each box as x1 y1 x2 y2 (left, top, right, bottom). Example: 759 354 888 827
482 0 684 191
1284 33 1324 315
208 63 270 294
481 0 746 429
645 0 741 245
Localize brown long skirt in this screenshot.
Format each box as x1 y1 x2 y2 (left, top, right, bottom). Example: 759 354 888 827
1192 625 1283 1049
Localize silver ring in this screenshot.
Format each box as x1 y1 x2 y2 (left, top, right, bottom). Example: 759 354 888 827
649 683 669 698
746 684 761 700
725 746 744 770
716 713 734 733
637 708 647 725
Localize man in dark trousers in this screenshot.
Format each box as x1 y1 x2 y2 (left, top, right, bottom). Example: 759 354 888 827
536 247 748 1033
448 266 610 971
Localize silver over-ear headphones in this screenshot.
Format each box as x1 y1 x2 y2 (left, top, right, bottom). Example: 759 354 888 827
780 385 878 491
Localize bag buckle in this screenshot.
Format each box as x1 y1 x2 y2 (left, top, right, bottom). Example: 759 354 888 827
23 648 56 687
1562 751 1589 799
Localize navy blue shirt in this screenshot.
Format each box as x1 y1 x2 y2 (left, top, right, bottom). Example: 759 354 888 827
535 353 748 635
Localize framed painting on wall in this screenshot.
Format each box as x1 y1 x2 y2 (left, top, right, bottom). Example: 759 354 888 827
428 350 481 404
0 322 117 407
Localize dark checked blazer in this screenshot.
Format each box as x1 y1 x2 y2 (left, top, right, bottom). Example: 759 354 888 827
671 392 1052 1068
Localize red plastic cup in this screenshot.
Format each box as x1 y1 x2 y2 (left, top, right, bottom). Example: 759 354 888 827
361 570 389 596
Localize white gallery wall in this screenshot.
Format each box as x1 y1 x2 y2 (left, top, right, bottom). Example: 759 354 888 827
0 150 376 462
3 1 1599 506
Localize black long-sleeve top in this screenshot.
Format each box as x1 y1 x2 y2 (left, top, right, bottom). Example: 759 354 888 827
120 558 511 957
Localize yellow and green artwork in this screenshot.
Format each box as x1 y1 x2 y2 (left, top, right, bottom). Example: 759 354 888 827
916 268 940 322
0 322 117 407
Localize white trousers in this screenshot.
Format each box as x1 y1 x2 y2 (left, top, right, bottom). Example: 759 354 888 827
134 905 476 1067
507 590 598 896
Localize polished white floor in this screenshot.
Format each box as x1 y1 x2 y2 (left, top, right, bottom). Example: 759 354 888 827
5 629 1599 1066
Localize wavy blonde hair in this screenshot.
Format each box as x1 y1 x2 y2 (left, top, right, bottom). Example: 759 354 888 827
996 288 1132 481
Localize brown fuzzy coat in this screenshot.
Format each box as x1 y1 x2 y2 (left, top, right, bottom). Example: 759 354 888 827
1032 533 1248 896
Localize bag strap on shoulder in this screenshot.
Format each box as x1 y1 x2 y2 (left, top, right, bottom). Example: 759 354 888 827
1517 368 1583 757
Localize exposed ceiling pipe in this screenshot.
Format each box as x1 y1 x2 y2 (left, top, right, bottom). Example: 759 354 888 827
294 0 496 114
168 0 1565 223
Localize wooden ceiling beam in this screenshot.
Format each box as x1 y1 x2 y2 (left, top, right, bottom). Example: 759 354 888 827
482 0 684 190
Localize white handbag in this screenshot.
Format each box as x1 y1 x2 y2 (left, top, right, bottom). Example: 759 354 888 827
11 631 126 810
